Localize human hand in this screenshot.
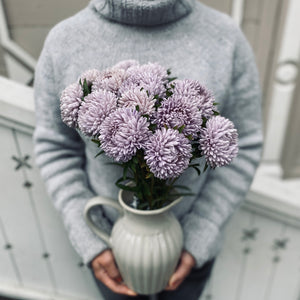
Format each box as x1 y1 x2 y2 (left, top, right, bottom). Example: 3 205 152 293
165 250 196 291
91 249 137 296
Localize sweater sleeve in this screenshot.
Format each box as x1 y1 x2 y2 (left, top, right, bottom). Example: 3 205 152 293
33 38 111 268
181 28 264 268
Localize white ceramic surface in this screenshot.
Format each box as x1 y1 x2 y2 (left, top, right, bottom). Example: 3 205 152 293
84 190 183 295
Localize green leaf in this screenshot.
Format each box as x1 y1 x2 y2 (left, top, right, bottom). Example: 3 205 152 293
82 78 91 97
166 90 173 97
204 162 209 172
149 124 156 133
213 102 219 106
123 165 129 181
115 178 137 192
95 150 105 158
145 172 153 179
178 125 185 133
136 105 140 112
213 110 220 116
91 138 101 147
167 68 171 76
116 182 138 192
142 114 149 121
142 182 151 197
168 77 177 82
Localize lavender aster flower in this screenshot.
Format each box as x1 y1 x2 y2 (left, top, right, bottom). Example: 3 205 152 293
79 69 101 86
145 128 192 180
100 108 150 162
120 62 168 98
128 62 168 79
92 68 128 94
119 87 156 116
78 90 118 136
113 59 139 71
154 94 202 137
60 82 83 128
199 116 239 168
171 79 215 118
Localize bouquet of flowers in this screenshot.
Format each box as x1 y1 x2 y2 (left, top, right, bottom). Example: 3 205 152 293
60 60 238 210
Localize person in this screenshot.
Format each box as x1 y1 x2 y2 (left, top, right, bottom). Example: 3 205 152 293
33 0 263 299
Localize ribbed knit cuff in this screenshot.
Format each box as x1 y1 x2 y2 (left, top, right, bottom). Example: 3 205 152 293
181 213 221 268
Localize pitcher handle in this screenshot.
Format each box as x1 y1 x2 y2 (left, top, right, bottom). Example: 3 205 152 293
84 196 123 247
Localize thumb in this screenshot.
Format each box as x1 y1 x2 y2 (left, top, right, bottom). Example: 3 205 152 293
170 251 195 286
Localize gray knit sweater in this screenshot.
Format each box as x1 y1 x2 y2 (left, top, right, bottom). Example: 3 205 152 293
33 0 263 269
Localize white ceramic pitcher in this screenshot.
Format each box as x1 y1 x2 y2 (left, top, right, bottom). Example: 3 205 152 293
84 188 183 295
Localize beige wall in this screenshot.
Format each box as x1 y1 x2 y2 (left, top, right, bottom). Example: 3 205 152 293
0 45 7 76
3 0 89 58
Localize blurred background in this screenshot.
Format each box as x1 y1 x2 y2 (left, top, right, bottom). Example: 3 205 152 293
0 0 299 299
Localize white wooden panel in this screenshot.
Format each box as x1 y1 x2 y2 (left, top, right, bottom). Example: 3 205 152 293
15 129 102 299
267 225 300 300
0 125 51 291
237 213 284 300
208 209 252 299
263 0 300 162
0 217 19 286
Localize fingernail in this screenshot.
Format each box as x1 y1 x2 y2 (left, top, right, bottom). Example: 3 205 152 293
128 290 137 296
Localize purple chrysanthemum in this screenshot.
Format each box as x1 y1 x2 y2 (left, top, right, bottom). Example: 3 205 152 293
79 69 101 86
119 87 156 116
153 94 202 138
199 116 239 168
145 128 192 180
100 108 150 162
171 79 215 118
77 90 118 136
113 59 139 71
60 82 83 128
92 68 128 94
120 62 168 98
127 62 168 79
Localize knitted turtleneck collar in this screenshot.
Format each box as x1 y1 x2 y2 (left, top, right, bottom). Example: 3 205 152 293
90 0 195 26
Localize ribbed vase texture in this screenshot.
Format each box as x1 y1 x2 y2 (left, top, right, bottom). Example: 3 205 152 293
111 209 183 295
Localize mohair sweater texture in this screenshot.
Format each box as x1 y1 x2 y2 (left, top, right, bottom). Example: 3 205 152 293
33 0 263 269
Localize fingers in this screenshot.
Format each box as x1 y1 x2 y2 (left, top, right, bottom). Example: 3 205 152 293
92 250 137 296
97 267 137 296
101 251 122 281
165 251 196 291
